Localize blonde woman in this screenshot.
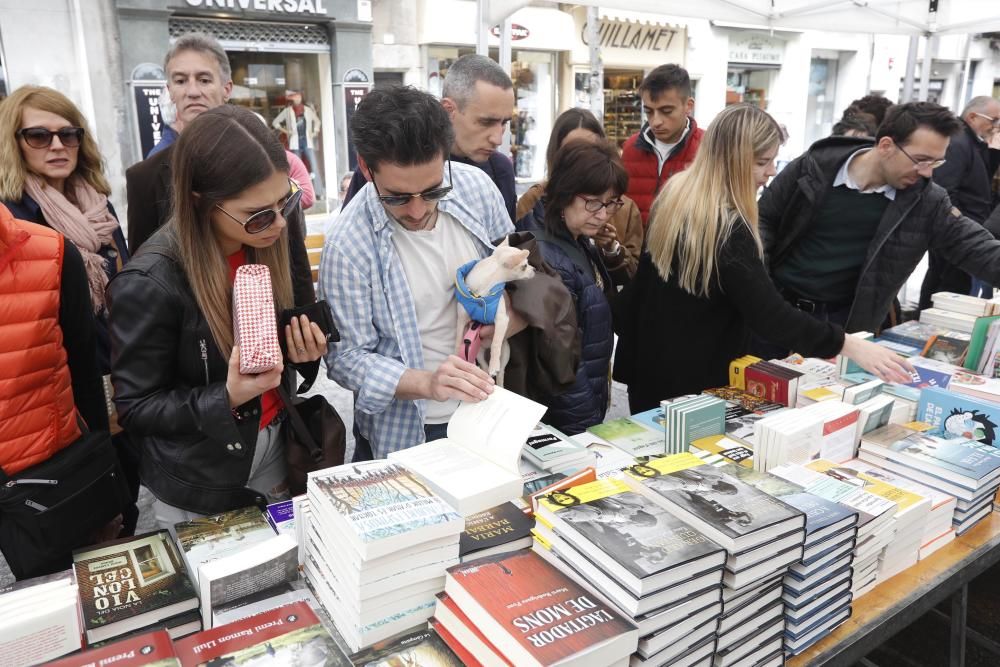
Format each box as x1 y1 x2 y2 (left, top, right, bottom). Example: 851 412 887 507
613 104 912 413
0 86 128 373
107 105 327 528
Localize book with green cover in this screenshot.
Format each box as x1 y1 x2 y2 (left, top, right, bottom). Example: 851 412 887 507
965 315 1000 370
588 417 663 457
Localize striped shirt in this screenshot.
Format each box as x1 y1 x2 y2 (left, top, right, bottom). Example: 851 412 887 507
318 161 513 457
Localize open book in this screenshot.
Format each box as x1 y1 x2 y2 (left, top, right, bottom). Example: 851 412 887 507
388 387 546 516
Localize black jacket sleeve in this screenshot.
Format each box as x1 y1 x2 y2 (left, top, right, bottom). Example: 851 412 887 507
489 153 517 222
60 242 109 432
757 156 805 265
933 133 971 203
928 193 1000 285
341 169 368 210
125 157 167 255
718 223 845 358
285 203 316 305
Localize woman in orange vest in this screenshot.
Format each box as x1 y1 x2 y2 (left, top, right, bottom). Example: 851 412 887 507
108 105 328 530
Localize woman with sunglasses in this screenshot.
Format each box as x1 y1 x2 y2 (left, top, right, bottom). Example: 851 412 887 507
614 104 913 413
0 86 128 374
514 140 629 434
107 105 327 528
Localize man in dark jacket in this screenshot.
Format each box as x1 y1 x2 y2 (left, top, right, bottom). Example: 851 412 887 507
621 64 703 225
757 102 1000 350
919 96 1000 304
125 32 313 304
341 54 517 220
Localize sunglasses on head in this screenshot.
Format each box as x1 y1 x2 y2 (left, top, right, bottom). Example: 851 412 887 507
215 182 303 234
18 127 84 149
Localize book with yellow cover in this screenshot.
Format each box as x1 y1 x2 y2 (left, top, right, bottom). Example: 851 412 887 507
689 435 754 468
729 356 761 390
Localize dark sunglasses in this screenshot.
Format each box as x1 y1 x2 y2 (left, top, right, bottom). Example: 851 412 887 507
18 126 84 149
370 160 453 207
215 183 303 234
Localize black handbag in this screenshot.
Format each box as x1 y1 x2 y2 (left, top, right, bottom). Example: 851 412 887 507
0 429 130 579
278 386 347 497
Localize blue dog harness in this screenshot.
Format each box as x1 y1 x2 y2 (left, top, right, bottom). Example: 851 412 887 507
455 259 505 324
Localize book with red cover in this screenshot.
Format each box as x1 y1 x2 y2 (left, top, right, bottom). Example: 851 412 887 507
45 630 178 666
173 601 350 666
744 362 801 407
434 592 513 666
444 549 638 666
429 617 484 667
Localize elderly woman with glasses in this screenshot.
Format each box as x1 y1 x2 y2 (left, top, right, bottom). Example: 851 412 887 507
0 86 129 374
107 105 327 530
514 139 629 433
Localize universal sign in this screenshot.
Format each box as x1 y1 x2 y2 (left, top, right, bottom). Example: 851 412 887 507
183 0 328 14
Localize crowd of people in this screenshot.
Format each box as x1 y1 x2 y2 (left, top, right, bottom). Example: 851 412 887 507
4 29 1000 578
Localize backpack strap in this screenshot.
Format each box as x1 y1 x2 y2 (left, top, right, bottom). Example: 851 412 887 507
529 228 593 279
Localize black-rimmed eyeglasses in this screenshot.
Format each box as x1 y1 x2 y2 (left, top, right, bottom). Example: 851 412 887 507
215 182 303 234
896 143 946 171
18 127 84 149
576 195 624 214
370 160 453 207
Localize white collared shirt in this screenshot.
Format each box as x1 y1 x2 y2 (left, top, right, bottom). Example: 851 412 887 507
833 148 896 200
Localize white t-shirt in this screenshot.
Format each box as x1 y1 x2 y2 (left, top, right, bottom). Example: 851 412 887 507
390 210 480 423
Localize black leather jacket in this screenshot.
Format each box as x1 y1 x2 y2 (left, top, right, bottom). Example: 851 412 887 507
107 226 318 514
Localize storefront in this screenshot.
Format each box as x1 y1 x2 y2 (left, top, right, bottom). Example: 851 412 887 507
725 32 785 109
115 0 372 211
569 8 687 147
418 2 574 184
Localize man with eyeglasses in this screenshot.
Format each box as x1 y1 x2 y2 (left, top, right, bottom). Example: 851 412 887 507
754 102 1000 354
340 54 517 221
919 96 1000 305
319 86 521 460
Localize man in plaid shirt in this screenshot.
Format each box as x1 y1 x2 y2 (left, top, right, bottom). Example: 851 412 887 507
319 86 517 460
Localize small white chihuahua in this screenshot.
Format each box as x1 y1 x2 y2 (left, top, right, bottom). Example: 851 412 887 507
456 238 535 386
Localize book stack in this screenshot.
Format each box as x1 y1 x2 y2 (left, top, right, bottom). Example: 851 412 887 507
854 394 896 440
73 530 200 644
175 601 351 665
175 506 297 629
661 395 727 454
948 370 1000 404
920 307 979 334
350 625 465 665
804 459 931 580
304 460 464 651
753 401 861 471
434 549 639 666
729 355 761 391
523 423 592 474
45 630 179 667
770 463 897 599
703 386 786 447
743 360 804 407
918 386 1000 447
0 570 81 665
622 454 806 664
459 502 533 562
211 581 318 628
931 291 1000 318
835 456 957 559
588 417 665 458
859 426 1000 535
880 320 946 350
532 478 726 666
717 463 860 657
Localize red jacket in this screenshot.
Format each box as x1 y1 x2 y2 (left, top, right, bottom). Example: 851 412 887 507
0 205 80 475
622 118 703 226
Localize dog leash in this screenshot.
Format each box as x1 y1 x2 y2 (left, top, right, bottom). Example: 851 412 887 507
461 321 483 364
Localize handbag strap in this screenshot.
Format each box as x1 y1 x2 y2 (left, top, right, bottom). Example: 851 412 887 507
276 385 324 464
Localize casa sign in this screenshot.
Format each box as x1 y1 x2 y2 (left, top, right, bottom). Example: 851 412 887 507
727 34 785 65
183 0 328 13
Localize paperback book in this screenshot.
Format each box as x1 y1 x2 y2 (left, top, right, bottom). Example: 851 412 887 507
45 630 179 667
587 417 664 458
459 501 533 562
0 569 81 666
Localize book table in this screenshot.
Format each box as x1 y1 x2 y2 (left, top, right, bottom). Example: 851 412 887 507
789 512 1000 667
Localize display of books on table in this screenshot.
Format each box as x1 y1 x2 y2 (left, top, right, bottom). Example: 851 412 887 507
73 530 199 644
660 394 727 455
459 502 533 562
523 423 592 473
0 569 81 665
388 387 547 516
587 416 665 458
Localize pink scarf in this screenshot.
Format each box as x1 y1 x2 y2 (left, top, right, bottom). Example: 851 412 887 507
23 174 120 312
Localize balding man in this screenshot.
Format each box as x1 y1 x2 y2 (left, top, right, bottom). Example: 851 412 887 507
920 96 1000 304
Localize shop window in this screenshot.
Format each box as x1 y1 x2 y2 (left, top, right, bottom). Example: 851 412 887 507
228 51 327 207
726 68 774 108
602 70 643 148
804 57 839 147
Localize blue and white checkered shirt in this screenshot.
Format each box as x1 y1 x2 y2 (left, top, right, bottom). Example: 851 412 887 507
318 161 514 457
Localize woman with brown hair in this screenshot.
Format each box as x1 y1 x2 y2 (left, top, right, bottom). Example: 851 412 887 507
107 105 328 528
517 108 642 279
514 140 629 433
